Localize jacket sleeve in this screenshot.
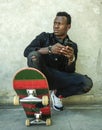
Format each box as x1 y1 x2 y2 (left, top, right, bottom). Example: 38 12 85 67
24 32 47 57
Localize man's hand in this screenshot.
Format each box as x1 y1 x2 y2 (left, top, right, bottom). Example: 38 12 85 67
51 43 65 54
49 43 75 64
60 45 74 59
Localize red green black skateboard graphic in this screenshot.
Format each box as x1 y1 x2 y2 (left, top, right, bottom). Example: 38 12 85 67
13 67 51 126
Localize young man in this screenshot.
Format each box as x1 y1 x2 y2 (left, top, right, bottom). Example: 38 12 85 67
24 12 93 111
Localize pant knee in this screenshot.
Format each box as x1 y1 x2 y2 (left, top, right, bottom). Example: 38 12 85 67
83 77 93 93
28 51 40 60
83 86 92 93
27 51 40 68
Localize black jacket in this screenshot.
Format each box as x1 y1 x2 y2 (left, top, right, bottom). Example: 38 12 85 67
24 32 78 73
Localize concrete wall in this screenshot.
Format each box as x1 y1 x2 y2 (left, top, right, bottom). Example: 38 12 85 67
0 0 102 104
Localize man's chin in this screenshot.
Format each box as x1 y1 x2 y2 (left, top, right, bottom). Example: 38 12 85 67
54 32 60 36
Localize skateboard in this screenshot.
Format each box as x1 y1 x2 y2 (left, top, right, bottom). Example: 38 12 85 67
13 67 51 126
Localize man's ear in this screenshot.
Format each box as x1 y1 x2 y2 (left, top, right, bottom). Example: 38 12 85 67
68 24 71 29
66 24 71 31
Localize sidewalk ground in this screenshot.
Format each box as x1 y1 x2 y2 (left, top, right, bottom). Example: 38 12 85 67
0 104 102 130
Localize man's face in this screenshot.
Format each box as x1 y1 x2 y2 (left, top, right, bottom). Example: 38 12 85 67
53 16 70 38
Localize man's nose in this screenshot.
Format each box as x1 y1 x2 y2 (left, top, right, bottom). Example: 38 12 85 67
54 23 59 28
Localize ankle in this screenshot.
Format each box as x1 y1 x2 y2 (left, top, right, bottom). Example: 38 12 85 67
54 90 63 99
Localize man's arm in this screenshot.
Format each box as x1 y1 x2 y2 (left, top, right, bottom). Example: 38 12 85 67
24 32 48 57
64 43 78 72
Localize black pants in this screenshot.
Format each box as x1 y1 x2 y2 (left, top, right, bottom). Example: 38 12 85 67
27 51 93 98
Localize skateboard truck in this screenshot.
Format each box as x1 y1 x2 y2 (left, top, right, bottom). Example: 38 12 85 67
18 89 49 106
27 89 37 96
30 111 46 125
20 89 42 102
34 111 42 122
25 111 51 126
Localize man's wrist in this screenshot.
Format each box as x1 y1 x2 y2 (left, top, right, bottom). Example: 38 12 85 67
68 55 75 65
48 46 52 54
70 55 75 62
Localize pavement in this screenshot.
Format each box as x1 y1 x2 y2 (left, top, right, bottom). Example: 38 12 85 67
0 104 102 130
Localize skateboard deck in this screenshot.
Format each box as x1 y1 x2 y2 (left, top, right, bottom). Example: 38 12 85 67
13 67 51 126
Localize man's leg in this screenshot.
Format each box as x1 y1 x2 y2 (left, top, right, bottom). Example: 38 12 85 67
27 54 93 110
54 73 93 98
27 51 41 69
45 67 93 98
27 55 64 111
47 68 93 111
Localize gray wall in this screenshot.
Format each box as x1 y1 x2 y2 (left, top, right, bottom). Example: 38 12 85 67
0 0 102 104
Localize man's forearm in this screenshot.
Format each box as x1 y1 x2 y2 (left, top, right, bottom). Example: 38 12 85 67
38 47 49 54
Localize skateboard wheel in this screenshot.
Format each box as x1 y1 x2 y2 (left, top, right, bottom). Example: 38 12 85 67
42 96 48 106
46 118 51 126
25 119 30 126
13 96 19 105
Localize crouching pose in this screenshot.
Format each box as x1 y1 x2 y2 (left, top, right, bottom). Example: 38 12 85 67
24 12 93 111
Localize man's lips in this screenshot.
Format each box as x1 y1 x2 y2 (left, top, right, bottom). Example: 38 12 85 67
54 30 59 33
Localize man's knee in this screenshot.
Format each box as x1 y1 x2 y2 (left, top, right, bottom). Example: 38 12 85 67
27 51 40 68
83 86 92 93
28 51 40 60
83 76 93 93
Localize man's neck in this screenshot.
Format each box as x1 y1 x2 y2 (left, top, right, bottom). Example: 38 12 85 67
55 34 68 40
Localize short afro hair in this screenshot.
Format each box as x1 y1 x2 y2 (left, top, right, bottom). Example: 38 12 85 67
56 11 71 24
